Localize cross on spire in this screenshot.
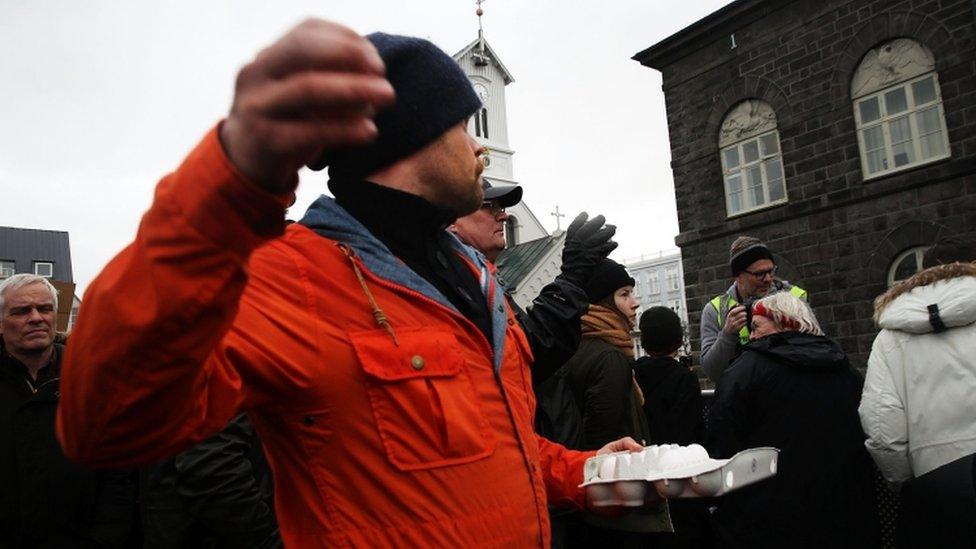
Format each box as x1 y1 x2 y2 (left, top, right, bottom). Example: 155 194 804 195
476 0 487 53
551 206 566 231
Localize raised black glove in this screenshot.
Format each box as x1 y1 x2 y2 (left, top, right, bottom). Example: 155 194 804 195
559 212 617 288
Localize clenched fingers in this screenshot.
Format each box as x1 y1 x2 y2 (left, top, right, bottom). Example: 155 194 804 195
238 72 394 119
254 19 386 79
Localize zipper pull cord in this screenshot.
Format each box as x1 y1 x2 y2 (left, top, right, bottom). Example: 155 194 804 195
339 244 400 347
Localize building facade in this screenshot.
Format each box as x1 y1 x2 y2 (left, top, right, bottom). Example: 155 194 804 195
624 251 689 357
625 250 688 323
634 0 976 369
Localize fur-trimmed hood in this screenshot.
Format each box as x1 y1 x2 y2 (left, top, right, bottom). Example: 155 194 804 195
873 262 976 333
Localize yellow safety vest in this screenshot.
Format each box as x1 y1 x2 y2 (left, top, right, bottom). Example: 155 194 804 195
711 285 808 345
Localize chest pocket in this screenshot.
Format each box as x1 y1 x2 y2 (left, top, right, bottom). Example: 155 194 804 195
350 327 495 471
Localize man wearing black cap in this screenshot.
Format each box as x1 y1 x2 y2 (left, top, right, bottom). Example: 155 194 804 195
58 19 641 547
450 184 616 384
699 236 807 383
450 182 523 262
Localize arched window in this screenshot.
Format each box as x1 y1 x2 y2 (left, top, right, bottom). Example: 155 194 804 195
887 246 929 286
852 39 950 179
475 108 489 139
504 215 518 247
719 100 787 216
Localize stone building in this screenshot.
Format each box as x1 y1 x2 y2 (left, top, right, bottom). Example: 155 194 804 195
634 0 976 368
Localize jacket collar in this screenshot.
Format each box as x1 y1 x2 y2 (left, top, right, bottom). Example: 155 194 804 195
299 195 510 371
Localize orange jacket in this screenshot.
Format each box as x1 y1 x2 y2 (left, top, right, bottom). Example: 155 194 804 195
57 127 592 547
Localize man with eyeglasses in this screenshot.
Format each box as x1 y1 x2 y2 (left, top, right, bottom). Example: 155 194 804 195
450 183 616 386
699 236 807 383
450 182 522 262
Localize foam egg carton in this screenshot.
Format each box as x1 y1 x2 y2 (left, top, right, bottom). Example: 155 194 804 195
581 444 779 504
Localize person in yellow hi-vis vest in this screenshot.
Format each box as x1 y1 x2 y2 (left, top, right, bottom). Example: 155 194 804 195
699 236 807 383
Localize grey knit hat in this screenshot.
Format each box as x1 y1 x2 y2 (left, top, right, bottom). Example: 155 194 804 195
309 33 482 180
729 235 773 275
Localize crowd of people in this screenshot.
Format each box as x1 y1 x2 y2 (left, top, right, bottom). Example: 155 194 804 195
1 17 974 549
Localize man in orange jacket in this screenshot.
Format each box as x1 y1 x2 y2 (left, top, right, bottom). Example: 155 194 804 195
56 19 640 548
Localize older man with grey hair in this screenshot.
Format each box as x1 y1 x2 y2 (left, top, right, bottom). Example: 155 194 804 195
0 274 136 547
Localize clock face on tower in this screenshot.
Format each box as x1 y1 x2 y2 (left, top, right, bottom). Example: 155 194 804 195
473 82 490 103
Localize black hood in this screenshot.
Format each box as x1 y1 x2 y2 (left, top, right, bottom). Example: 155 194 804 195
744 332 849 372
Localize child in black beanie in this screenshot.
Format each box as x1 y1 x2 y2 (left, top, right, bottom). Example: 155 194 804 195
633 306 712 549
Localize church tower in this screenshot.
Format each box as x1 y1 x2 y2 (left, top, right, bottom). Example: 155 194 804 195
453 4 548 246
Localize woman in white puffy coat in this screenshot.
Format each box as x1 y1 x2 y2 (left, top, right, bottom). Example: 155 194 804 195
860 255 976 485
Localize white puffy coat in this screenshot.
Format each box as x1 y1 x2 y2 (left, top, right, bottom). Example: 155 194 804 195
859 264 976 484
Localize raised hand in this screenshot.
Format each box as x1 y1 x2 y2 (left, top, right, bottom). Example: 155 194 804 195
559 212 618 288
220 19 396 194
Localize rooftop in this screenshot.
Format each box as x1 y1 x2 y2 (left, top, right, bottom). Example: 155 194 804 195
495 232 566 290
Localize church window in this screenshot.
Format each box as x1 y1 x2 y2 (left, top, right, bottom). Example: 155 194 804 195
719 100 787 217
504 215 518 247
475 108 489 139
887 246 929 286
852 39 949 180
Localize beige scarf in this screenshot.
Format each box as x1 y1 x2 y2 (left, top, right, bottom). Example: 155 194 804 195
581 304 635 358
581 304 644 405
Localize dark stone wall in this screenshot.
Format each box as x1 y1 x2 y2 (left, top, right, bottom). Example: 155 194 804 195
652 0 976 369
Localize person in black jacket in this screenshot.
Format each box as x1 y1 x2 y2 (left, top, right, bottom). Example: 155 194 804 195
142 414 281 549
706 291 878 549
634 306 710 549
634 306 703 447
0 274 137 548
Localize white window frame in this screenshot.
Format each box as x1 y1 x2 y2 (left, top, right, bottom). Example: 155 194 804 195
665 267 680 291
669 299 683 316
33 261 54 278
649 274 660 295
0 261 14 278
887 246 929 286
854 72 950 180
720 129 788 217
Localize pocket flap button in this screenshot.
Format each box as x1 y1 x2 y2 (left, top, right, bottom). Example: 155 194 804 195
410 355 425 370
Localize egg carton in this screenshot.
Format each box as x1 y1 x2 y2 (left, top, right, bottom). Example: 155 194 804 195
581 444 779 505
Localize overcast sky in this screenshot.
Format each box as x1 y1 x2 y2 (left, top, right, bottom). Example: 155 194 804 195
0 0 731 295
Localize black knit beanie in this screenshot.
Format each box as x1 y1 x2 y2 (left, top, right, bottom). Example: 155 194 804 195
639 306 684 357
583 259 635 304
309 33 482 179
729 235 774 276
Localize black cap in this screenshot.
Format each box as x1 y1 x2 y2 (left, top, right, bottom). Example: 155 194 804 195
483 182 522 208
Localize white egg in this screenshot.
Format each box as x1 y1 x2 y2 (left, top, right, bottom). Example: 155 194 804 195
599 455 617 480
